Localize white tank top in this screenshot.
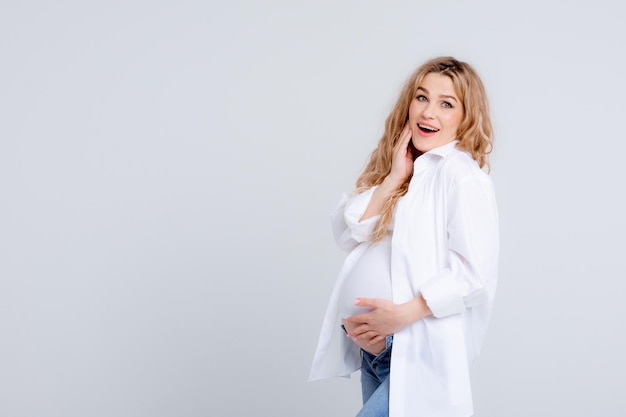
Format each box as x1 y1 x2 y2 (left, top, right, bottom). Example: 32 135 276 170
338 233 392 318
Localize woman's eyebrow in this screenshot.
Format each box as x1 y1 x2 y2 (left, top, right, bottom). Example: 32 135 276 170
440 94 458 102
416 87 458 102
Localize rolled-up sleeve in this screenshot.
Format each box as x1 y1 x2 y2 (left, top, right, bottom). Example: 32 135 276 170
420 176 499 318
330 187 379 252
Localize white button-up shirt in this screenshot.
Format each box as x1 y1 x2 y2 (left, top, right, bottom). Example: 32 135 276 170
310 140 499 417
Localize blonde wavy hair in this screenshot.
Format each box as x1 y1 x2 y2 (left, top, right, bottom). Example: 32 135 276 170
356 56 493 242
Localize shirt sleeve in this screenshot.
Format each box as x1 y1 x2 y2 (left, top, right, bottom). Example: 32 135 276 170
419 176 499 318
330 187 379 252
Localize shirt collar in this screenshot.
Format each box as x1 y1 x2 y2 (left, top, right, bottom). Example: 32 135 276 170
424 139 460 158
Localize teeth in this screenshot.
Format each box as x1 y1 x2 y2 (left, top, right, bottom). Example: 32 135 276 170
418 124 439 132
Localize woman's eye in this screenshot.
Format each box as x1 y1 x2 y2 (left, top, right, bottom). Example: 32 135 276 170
416 95 427 102
441 101 453 108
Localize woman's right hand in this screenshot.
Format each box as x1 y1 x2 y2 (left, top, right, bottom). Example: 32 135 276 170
387 122 415 185
342 319 386 355
359 122 416 222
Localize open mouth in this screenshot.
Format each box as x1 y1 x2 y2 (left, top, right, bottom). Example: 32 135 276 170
418 123 439 133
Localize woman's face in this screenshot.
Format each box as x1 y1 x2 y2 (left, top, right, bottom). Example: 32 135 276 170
408 72 464 153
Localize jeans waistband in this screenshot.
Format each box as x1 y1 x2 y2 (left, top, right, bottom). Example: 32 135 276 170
385 335 393 349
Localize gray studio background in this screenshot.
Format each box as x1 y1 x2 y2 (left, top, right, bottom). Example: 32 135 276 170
1 1 625 416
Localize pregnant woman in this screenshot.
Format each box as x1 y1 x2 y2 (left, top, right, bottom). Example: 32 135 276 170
310 56 500 417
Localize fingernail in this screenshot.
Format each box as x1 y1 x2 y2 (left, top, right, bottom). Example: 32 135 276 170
354 299 360 305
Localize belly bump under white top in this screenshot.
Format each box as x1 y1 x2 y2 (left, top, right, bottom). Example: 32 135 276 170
338 234 392 318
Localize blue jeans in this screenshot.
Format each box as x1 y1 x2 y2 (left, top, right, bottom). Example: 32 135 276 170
356 336 393 417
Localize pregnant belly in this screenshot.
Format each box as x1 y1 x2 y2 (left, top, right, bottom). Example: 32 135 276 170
338 236 392 318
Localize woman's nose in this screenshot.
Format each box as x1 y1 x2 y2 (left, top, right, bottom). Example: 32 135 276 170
421 103 436 119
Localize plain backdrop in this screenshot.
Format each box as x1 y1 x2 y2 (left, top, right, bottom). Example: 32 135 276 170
1 1 625 416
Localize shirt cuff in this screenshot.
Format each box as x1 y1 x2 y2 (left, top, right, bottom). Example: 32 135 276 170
419 271 466 318
344 187 379 243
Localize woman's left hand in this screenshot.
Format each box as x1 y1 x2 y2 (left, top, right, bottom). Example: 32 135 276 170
344 296 432 345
